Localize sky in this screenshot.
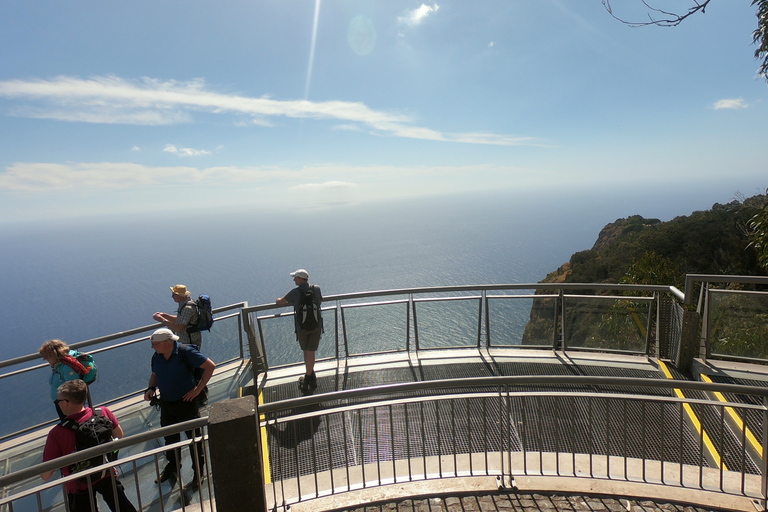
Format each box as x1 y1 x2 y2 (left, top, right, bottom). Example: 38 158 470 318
0 1 766 225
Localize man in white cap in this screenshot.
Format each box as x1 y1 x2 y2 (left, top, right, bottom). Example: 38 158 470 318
153 284 203 347
144 328 215 492
276 269 323 393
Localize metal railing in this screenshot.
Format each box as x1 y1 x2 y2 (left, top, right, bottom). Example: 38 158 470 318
684 275 768 364
0 302 248 442
259 375 768 509
0 418 212 512
244 283 686 376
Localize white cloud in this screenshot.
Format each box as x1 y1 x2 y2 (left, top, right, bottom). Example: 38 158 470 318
713 98 748 110
290 181 358 191
0 75 531 146
398 3 440 26
163 144 212 157
131 146 140 151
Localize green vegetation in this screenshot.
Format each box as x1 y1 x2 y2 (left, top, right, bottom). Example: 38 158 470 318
551 193 768 287
523 191 768 351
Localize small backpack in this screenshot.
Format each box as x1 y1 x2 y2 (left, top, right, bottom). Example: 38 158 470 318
298 285 319 331
62 408 117 480
186 294 214 333
68 350 98 384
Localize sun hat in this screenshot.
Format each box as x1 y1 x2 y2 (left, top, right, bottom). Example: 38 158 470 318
170 284 191 296
290 269 309 279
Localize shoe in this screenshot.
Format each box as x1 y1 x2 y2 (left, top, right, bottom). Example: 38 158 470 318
155 464 178 485
308 372 318 390
298 375 312 394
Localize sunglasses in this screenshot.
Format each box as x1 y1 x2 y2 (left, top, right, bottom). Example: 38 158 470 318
53 398 70 405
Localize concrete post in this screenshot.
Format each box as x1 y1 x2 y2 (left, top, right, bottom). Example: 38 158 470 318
208 395 267 512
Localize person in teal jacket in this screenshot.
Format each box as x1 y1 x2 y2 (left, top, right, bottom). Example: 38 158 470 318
39 339 95 418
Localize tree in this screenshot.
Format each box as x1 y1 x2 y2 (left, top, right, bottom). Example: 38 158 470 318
603 0 768 80
745 190 768 271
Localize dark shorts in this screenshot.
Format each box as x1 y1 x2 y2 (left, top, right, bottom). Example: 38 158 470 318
297 328 321 351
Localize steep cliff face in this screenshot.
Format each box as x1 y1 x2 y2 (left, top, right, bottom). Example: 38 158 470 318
540 198 767 287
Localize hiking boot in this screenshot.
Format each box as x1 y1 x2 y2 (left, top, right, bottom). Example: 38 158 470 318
298 375 312 394
155 464 178 485
307 372 318 390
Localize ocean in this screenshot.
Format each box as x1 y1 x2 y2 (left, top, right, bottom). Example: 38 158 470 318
0 185 737 437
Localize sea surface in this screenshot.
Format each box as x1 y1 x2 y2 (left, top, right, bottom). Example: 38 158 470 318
0 186 736 437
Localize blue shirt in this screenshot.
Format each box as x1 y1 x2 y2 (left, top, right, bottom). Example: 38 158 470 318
151 342 207 401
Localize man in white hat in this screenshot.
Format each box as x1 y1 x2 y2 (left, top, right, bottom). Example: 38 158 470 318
153 284 203 347
144 328 215 492
276 269 323 393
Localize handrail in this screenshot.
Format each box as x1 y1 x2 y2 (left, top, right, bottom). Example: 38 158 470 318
684 274 768 304
243 283 683 315
0 302 247 370
257 374 768 413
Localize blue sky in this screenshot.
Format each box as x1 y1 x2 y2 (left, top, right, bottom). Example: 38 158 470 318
0 1 766 224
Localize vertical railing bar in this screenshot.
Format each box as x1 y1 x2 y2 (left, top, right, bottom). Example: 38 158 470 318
719 404 725 493
605 397 610 481
498 388 504 478
555 394 561 477
405 402 413 481
333 306 340 361
678 401 684 487
484 292 491 348
587 395 593 479
359 407 366 488
389 404 396 483
326 412 335 494
660 401 666 485
310 418 319 498
740 405 747 496
420 401 427 480
483 395 489 474
698 402 704 490
622 398 628 480
476 295 483 349
641 400 647 483
570 394 575 477
521 394 528 476
451 399 457 477
412 298 420 352
406 296 411 352
343 411 352 492
506 386 513 481
373 407 381 486
537 395 543 476
340 307 349 360
467 397 474 476
437 400 443 478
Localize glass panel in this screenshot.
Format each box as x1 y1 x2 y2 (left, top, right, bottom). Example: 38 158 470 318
415 298 479 349
709 291 768 359
343 302 408 356
564 297 648 352
491 296 552 346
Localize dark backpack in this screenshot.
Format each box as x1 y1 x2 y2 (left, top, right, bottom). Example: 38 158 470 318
186 294 214 333
62 408 117 480
298 285 319 331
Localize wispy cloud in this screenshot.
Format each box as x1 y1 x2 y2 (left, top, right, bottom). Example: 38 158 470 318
712 98 748 110
398 3 440 26
0 75 532 146
163 144 212 157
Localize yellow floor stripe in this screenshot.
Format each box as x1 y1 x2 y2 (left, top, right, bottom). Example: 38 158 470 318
658 361 726 470
700 374 763 458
